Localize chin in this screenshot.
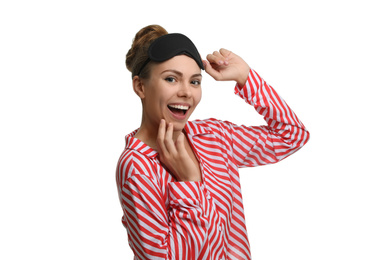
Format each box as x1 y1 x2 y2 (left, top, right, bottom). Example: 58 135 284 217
170 120 187 131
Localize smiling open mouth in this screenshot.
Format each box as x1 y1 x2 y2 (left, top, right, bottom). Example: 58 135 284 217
167 104 189 116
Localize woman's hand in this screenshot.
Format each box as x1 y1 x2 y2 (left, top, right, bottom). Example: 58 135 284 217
204 48 250 87
156 120 201 182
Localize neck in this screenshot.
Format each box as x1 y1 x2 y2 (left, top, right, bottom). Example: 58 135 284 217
135 118 185 150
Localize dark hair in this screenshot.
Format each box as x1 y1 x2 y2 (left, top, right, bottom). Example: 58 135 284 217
125 25 168 78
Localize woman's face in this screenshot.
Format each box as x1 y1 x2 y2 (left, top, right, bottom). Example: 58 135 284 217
140 55 202 132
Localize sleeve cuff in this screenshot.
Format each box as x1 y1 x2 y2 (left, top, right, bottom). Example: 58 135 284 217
234 68 254 95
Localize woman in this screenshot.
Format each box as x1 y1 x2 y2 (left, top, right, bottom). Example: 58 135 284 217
116 25 310 260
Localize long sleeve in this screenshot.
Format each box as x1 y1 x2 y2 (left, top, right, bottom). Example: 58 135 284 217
215 69 310 167
118 151 209 260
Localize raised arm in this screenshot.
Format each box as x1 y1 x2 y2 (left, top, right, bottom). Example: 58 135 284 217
204 49 310 167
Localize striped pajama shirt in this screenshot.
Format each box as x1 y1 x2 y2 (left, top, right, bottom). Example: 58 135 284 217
116 69 310 259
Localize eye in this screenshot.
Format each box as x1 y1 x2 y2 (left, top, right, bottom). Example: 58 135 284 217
191 79 201 86
165 77 176 83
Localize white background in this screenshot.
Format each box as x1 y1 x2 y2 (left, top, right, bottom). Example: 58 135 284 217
1 0 389 259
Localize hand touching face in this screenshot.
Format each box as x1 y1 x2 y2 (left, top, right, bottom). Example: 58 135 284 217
156 119 201 182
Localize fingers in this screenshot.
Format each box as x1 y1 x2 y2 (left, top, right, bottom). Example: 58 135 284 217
175 132 186 154
206 48 230 66
164 122 176 154
204 48 234 80
156 120 178 156
204 63 223 81
219 48 232 57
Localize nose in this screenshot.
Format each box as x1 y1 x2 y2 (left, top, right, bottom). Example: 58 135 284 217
177 82 192 98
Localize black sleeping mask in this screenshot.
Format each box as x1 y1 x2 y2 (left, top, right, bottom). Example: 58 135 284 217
135 33 204 76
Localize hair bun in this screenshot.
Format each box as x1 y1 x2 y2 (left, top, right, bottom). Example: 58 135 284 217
126 25 168 76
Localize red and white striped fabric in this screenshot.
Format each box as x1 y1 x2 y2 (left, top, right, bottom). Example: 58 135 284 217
116 69 310 259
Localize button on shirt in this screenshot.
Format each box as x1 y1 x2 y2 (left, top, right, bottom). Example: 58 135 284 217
116 69 310 259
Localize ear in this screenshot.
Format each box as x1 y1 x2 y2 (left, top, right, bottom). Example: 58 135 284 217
132 76 145 99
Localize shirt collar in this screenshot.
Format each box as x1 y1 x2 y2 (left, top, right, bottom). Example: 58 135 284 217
185 119 213 136
125 120 213 159
124 129 158 158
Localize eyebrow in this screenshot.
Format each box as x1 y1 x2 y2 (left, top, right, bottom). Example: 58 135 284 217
161 69 202 78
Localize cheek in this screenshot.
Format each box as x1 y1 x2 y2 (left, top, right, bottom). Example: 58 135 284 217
158 91 172 108
144 96 164 117
193 88 202 107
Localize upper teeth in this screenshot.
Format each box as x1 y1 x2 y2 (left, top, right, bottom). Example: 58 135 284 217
168 105 189 110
